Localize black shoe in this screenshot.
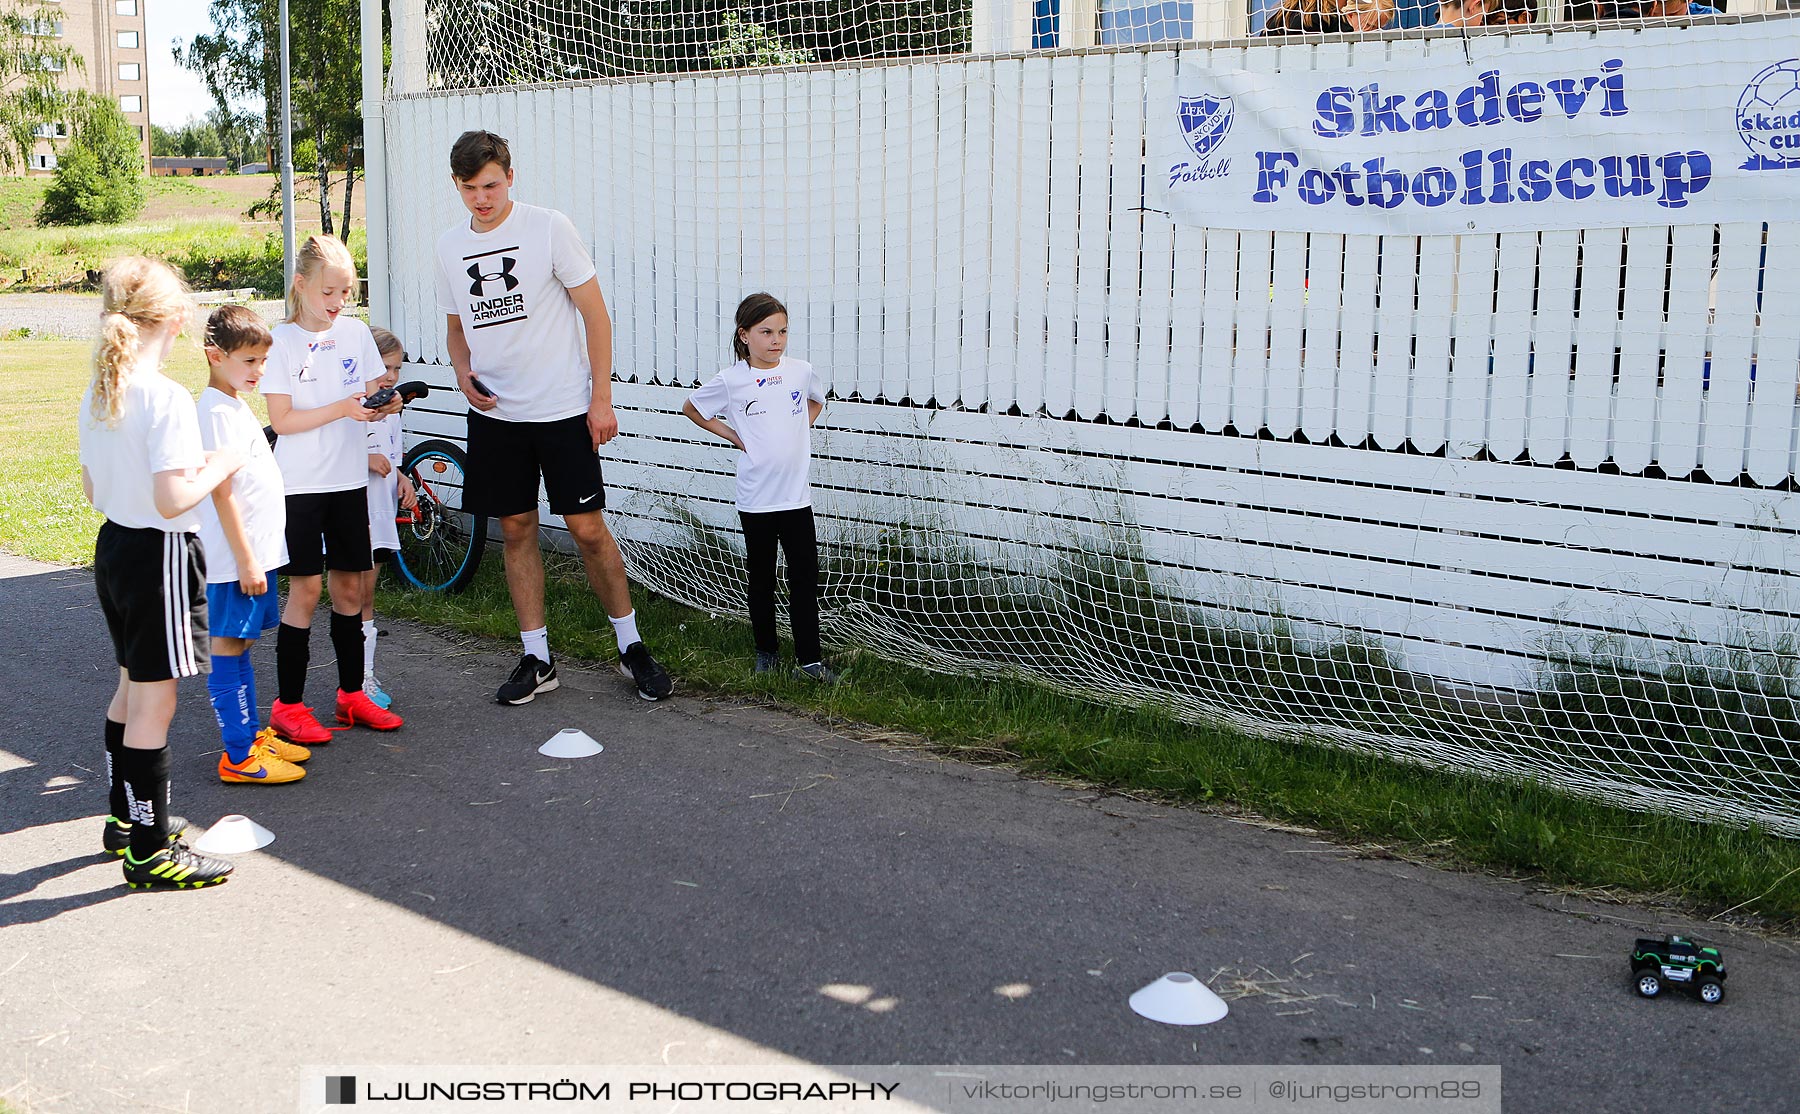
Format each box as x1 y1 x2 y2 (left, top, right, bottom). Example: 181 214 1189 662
619 642 673 701
497 653 558 705
754 651 780 674
796 662 840 685
102 815 190 858
123 840 233 890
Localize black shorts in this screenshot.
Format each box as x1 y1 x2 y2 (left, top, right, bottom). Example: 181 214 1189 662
372 547 398 566
465 410 605 519
95 522 210 682
283 489 374 576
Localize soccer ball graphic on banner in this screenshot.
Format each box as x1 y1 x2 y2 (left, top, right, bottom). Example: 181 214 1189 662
1735 58 1800 169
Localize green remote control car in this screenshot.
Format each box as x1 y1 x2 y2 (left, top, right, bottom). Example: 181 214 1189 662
1631 935 1726 1004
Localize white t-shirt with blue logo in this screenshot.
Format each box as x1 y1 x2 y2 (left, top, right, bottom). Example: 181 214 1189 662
434 202 599 425
262 317 386 495
687 357 826 514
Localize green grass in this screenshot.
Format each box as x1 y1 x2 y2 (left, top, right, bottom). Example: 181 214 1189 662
5 334 1798 928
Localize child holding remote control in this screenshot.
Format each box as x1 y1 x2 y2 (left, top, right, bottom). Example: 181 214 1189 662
262 234 406 741
358 326 417 710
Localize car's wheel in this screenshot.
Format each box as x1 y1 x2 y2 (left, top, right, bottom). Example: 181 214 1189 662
1697 977 1724 1004
1634 969 1662 998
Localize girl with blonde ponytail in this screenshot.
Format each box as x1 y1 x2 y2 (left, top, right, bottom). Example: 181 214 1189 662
262 233 406 741
79 256 244 890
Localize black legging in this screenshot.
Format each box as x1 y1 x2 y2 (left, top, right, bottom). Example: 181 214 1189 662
739 507 820 664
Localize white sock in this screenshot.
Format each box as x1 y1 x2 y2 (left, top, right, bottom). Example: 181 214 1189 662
609 611 640 654
362 620 378 675
521 626 550 663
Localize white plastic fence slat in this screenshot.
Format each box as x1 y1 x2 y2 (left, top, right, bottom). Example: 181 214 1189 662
960 63 995 410
1300 233 1343 444
688 79 719 387
1014 56 1052 418
931 66 964 406
1166 214 1202 429
987 58 1024 415
1371 235 1417 451
652 80 679 385
1569 229 1623 470
853 69 885 401
1231 231 1272 434
879 65 911 402
1266 231 1306 439
594 85 623 382
1656 223 1713 479
1410 236 1456 456
1701 222 1761 481
622 83 651 385
1748 222 1800 486
827 70 859 396
1102 50 1146 424
1448 234 1498 459
1528 229 1581 465
1483 233 1540 464
1072 54 1115 421
1614 226 1668 475
1043 54 1083 418
907 64 940 404
1197 228 1236 433
801 74 831 385
1336 234 1379 446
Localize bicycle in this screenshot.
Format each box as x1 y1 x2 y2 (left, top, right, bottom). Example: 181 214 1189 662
395 437 488 593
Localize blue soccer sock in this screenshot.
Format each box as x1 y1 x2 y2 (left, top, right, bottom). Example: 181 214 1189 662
208 651 257 764
239 648 261 735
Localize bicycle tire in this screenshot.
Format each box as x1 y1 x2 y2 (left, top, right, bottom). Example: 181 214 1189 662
396 438 488 593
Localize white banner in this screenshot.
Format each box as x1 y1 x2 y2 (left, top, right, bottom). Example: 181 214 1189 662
1158 22 1800 233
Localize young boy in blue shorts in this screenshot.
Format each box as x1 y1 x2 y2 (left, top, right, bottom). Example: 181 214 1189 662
196 306 314 783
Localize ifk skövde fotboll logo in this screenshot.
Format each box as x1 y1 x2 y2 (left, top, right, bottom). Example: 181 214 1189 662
1178 94 1234 159
1737 59 1800 170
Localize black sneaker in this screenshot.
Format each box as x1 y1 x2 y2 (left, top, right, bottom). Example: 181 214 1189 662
796 662 840 685
754 651 780 674
122 840 233 890
619 642 673 701
102 815 190 858
497 653 558 705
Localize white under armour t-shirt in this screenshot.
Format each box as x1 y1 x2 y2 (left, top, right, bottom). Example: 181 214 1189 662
435 202 599 424
686 357 826 514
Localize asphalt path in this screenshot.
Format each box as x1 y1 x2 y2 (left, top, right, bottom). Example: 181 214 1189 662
1 552 1796 1112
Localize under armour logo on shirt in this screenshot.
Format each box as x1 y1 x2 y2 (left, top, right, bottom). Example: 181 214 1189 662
468 256 520 296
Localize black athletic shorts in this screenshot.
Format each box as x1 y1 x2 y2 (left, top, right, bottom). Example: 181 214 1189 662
95 521 210 682
284 488 374 576
464 410 606 519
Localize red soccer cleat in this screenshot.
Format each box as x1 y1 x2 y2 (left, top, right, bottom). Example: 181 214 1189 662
270 700 334 745
336 688 404 731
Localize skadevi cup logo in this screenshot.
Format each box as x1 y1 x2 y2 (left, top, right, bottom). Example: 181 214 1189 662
1170 94 1234 187
1737 59 1800 170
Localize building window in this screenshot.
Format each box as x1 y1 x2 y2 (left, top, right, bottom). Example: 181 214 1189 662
116 0 137 14
117 30 139 48
120 95 142 113
32 122 68 139
26 18 63 35
35 54 65 72
118 63 140 81
32 152 58 170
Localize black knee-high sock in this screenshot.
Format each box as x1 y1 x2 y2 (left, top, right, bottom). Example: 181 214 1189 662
276 622 310 705
329 611 364 694
118 745 171 859
105 718 127 822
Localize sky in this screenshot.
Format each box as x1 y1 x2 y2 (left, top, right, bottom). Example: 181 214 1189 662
145 0 261 126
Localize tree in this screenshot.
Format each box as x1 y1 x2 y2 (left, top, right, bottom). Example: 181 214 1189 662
38 93 147 225
177 0 368 237
0 0 81 172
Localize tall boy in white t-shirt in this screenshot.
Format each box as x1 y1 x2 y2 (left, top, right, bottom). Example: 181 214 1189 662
435 129 671 705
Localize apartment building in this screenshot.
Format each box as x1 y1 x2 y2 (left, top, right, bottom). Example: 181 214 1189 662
20 0 151 173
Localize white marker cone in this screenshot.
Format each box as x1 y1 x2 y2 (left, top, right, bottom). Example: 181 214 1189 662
539 728 604 758
1129 972 1229 1025
191 814 275 855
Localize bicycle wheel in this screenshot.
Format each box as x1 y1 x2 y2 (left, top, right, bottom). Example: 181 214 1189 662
396 438 488 593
